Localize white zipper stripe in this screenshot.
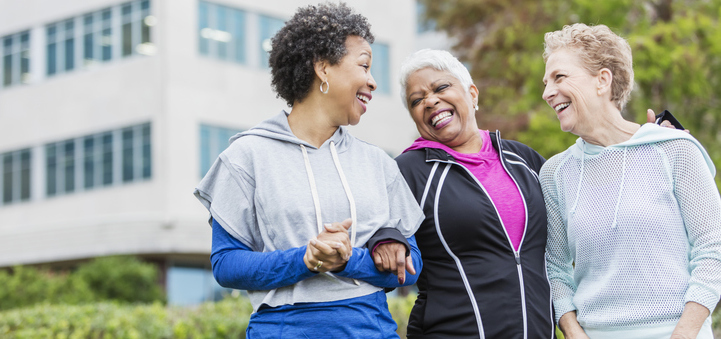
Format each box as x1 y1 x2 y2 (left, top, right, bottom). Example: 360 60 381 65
496 132 529 339
544 256 555 338
505 159 540 183
434 164 485 339
420 162 439 208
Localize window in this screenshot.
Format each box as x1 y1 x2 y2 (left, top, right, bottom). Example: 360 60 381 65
166 265 230 306
46 20 76 76
45 123 150 197
1 30 30 88
198 1 247 64
47 0 154 76
1 149 32 206
82 8 114 66
199 124 242 177
82 132 114 190
258 14 284 68
372 42 390 95
121 0 153 56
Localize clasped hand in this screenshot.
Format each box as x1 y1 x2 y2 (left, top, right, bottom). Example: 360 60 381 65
303 219 353 273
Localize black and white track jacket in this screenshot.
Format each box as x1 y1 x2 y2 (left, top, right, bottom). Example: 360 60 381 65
397 131 555 339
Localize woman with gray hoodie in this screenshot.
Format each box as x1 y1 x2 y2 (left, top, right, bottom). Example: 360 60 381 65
193 3 423 338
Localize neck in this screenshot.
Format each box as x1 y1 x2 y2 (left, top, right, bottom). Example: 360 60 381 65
288 96 339 148
449 130 483 154
579 106 640 147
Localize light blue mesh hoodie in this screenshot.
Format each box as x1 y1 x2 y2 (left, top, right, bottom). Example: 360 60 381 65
541 123 721 338
194 111 423 311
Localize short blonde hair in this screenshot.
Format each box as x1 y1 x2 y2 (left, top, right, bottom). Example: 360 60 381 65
544 23 634 110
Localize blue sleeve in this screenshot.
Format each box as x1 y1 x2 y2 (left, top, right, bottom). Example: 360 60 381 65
210 218 316 290
335 235 422 287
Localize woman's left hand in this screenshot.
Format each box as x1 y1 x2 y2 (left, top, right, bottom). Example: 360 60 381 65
303 219 353 273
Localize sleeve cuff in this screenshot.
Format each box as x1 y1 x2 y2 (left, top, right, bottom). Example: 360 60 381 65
366 228 410 257
685 285 720 312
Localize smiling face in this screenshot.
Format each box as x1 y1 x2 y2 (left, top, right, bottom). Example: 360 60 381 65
405 67 480 150
542 48 603 135
323 36 377 126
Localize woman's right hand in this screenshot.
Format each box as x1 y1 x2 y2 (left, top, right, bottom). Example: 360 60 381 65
558 311 590 339
303 219 352 272
373 242 415 285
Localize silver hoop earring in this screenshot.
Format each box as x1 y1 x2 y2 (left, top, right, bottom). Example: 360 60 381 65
320 80 329 94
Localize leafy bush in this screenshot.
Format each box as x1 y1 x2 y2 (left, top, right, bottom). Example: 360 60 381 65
0 256 164 311
0 297 253 339
74 256 164 303
0 265 95 311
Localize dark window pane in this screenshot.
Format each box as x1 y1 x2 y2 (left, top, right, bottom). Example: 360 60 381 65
122 129 134 182
102 133 113 185
65 38 75 71
20 50 29 81
216 6 227 59
198 2 210 55
84 34 93 60
233 10 246 64
20 150 30 200
141 0 150 10
46 145 57 196
102 28 112 61
63 141 75 193
3 55 11 86
84 137 95 189
141 22 150 44
3 154 12 203
122 23 132 56
142 124 151 178
47 43 57 75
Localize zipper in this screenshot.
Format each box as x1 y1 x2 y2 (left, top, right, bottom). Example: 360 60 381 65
426 134 531 338
493 130 529 339
433 163 486 338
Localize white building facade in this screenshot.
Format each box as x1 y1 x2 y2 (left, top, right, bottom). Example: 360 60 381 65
0 0 434 304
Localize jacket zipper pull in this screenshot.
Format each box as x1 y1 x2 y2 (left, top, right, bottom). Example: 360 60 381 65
514 252 521 265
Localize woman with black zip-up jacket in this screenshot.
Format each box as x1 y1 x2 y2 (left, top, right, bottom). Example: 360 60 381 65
369 49 555 338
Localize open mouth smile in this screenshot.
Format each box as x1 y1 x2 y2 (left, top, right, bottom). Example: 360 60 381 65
429 109 453 128
554 102 570 113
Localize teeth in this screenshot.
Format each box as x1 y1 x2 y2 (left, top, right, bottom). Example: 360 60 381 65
356 94 369 104
554 102 570 112
431 111 452 127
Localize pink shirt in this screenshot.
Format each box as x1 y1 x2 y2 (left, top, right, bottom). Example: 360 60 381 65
405 130 526 251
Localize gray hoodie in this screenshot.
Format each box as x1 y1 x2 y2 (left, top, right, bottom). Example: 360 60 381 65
194 111 423 310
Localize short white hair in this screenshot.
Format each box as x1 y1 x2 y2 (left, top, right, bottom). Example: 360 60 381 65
398 49 474 109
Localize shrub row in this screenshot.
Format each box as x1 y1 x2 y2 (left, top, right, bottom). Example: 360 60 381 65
0 256 164 311
0 298 253 339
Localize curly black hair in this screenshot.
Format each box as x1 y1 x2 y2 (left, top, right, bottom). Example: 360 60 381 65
269 2 374 106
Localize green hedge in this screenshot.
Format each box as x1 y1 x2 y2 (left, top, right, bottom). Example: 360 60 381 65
1 296 719 338
0 298 252 339
0 256 164 311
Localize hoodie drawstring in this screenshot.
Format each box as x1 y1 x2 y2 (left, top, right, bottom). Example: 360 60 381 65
329 141 358 245
299 142 357 246
570 142 586 217
611 147 628 229
301 144 324 235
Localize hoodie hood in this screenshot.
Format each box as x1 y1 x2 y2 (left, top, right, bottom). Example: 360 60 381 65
570 123 716 176
229 110 352 153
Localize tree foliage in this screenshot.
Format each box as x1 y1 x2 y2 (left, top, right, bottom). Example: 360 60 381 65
420 0 721 187
0 256 165 311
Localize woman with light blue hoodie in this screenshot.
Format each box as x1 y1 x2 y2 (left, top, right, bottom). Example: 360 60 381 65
193 3 423 338
540 23 721 339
